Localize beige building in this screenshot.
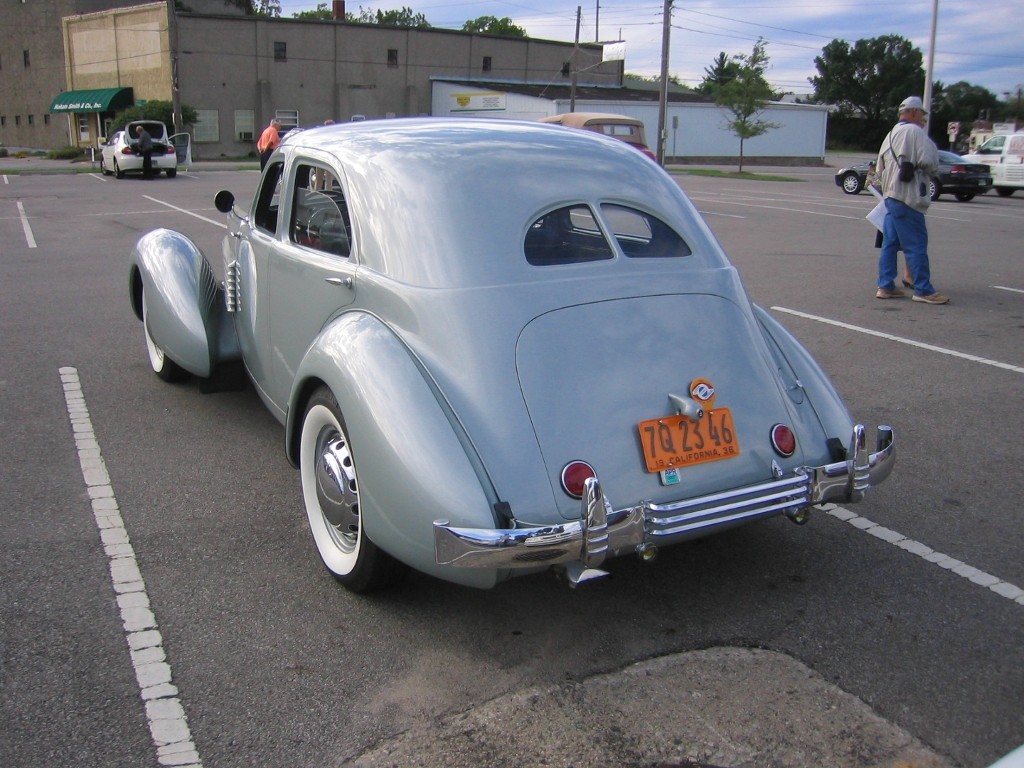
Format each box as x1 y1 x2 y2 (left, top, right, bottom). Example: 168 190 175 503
2 0 622 156
1 0 244 150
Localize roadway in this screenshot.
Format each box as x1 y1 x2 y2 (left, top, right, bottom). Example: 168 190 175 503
1 160 1021 768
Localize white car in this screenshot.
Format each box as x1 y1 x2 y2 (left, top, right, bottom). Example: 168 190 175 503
100 120 178 178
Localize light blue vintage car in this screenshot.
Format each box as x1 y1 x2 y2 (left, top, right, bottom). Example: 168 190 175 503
128 118 894 591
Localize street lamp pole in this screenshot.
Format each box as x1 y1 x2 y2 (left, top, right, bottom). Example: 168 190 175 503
922 0 938 133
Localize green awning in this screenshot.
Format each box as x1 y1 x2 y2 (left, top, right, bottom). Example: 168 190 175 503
50 87 134 113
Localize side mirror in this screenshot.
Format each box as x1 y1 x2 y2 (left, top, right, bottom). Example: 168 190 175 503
214 190 235 213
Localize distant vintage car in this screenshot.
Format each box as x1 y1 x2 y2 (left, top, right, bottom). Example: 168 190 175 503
129 119 894 592
835 151 991 201
100 120 178 178
540 112 658 161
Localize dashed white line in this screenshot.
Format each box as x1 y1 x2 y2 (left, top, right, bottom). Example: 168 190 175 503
772 306 1024 375
59 367 203 768
17 200 37 248
822 504 1024 606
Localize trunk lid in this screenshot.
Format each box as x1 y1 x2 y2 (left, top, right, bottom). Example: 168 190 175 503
516 293 805 520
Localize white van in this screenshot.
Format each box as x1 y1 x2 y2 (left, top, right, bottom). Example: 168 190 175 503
961 133 1024 197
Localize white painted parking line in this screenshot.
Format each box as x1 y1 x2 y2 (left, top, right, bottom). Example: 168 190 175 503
772 306 1024 375
17 200 37 248
993 285 1024 295
698 209 746 219
143 195 227 229
823 504 1024 606
59 367 204 768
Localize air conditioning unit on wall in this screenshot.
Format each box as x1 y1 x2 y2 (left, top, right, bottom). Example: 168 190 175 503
238 131 253 141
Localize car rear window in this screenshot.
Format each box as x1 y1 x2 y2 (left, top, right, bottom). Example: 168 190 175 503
601 204 691 258
524 204 690 265
592 123 641 141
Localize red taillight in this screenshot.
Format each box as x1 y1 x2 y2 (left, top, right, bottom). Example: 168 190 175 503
120 146 135 155
166 145 176 155
560 461 596 498
770 424 796 457
950 164 967 173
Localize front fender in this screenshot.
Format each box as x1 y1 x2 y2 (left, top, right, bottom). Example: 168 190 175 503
129 228 239 377
287 312 501 588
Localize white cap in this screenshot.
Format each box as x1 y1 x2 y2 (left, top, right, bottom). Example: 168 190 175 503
898 96 926 114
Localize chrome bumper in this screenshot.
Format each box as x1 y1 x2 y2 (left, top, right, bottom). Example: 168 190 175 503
434 425 894 584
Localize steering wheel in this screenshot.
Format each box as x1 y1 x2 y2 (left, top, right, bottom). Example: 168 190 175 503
306 207 332 244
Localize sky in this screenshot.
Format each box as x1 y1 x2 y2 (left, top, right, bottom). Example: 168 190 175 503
274 0 1024 103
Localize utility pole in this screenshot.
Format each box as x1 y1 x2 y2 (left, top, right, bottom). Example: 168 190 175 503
570 6 581 113
656 0 672 165
595 0 600 42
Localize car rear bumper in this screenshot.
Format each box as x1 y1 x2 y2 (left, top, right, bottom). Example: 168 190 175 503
434 424 894 584
117 153 177 171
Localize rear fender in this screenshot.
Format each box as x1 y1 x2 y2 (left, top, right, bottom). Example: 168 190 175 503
287 312 500 588
129 228 239 377
753 305 854 457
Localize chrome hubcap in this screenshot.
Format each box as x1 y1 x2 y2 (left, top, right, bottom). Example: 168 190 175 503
314 428 359 543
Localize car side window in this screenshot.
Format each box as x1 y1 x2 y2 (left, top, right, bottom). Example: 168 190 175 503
253 161 284 235
524 204 614 265
601 204 691 258
290 164 352 258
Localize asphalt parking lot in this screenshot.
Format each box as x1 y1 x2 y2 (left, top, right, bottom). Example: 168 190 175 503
1 157 1022 768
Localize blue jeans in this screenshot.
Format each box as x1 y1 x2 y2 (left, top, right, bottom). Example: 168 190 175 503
879 198 936 296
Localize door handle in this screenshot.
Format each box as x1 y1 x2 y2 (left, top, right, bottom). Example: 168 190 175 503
325 276 353 288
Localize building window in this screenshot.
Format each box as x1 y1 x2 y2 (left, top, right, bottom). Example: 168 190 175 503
561 61 571 77
235 109 255 142
482 56 492 72
1 116 6 127
274 41 286 62
15 115 21 126
23 50 30 68
44 114 50 125
275 109 299 131
28 114 34 125
193 109 220 142
387 48 398 68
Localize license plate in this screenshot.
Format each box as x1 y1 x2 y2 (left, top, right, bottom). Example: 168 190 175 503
637 407 741 473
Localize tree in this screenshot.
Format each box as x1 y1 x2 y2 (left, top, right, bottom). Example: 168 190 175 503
113 100 198 129
697 52 741 95
462 16 527 38
810 35 924 122
714 39 779 173
936 81 1003 122
250 0 281 17
352 6 430 28
293 2 333 20
929 81 1002 148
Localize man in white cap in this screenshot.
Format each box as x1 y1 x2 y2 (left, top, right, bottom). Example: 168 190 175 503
874 95 949 304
